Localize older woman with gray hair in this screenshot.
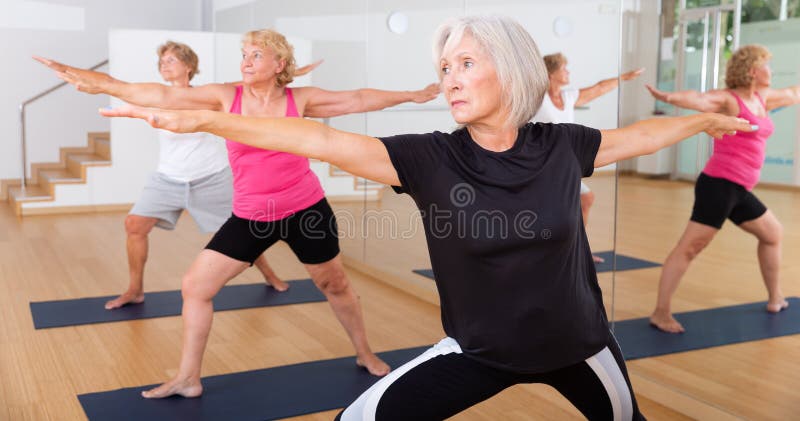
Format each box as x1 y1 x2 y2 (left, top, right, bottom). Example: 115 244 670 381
102 15 753 420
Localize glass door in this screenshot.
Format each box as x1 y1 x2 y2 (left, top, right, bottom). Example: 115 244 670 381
672 3 739 179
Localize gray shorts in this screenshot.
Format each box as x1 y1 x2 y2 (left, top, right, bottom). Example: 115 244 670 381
580 181 591 195
130 168 233 233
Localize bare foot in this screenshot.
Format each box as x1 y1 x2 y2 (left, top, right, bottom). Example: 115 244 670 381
265 277 289 292
592 254 605 263
766 299 789 313
105 291 145 310
356 353 390 377
141 377 202 399
649 312 685 333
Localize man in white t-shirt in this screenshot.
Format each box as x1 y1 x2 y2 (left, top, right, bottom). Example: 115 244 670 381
533 52 643 263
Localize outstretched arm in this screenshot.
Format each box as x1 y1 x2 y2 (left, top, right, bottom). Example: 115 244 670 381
100 106 400 186
34 56 229 110
764 84 800 111
575 68 644 107
298 83 440 118
645 84 736 115
595 113 754 167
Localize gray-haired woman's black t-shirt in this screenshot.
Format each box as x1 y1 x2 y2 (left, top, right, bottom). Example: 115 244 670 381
380 122 608 373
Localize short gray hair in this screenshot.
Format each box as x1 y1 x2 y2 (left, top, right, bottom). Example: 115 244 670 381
432 15 549 128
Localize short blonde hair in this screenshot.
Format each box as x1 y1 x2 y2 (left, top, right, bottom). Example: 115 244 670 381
242 29 297 88
157 41 200 80
543 53 567 75
725 44 771 89
432 15 549 128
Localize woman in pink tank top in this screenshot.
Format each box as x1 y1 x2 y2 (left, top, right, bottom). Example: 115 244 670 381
645 45 800 334
39 29 440 399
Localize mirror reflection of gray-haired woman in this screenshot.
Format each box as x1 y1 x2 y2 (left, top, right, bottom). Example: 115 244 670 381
102 16 753 420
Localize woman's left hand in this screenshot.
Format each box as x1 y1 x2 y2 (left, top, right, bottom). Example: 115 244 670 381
703 113 756 139
412 83 441 103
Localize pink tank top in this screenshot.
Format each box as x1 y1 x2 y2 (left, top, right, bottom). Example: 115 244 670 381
227 86 325 221
702 91 774 191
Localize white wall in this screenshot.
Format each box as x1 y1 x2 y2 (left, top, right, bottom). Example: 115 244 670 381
1 0 204 182
619 0 664 173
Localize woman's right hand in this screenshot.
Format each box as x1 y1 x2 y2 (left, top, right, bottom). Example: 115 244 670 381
645 84 670 103
621 67 645 81
703 113 755 139
295 59 324 77
33 56 113 95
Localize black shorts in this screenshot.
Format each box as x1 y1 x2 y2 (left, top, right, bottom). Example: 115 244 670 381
205 198 340 265
691 173 767 229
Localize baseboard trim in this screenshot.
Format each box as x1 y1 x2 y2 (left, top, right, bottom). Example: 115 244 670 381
20 203 132 216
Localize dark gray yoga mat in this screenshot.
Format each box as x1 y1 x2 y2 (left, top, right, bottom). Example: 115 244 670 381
614 297 800 360
592 250 661 273
413 251 661 280
77 300 800 419
78 346 430 421
31 279 325 329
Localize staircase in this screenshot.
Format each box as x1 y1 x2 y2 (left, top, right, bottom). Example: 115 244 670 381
2 132 112 216
1 134 383 216
328 164 385 200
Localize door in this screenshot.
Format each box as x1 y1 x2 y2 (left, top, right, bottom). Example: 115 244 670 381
672 3 740 180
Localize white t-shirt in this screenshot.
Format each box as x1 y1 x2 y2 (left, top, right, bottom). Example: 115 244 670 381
157 130 229 182
532 87 580 124
533 88 592 193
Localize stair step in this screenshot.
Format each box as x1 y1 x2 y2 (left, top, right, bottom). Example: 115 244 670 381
330 166 351 177
94 138 111 160
38 169 83 192
67 153 111 164
9 185 52 202
361 178 382 185
66 153 112 176
90 131 110 140
40 169 81 181
8 184 52 216
355 177 383 186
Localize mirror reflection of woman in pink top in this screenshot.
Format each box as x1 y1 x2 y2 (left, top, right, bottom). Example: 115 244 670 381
35 29 440 398
646 44 800 333
533 52 643 263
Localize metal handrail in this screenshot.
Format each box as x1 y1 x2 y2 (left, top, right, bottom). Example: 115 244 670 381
18 59 108 194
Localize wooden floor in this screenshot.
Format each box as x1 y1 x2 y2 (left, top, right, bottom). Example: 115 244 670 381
0 175 797 420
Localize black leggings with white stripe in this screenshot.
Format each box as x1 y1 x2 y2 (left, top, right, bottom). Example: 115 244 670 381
336 333 644 420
